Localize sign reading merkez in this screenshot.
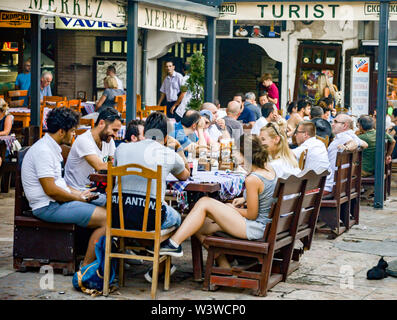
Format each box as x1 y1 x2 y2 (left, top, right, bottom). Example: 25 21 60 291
0 0 125 24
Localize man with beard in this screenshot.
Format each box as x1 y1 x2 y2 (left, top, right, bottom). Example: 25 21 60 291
64 107 122 206
21 107 107 268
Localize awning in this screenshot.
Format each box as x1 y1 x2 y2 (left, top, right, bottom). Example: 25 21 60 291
0 0 126 24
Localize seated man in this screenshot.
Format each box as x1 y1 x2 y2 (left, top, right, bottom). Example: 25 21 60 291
39 71 53 101
324 113 367 195
292 121 330 172
251 102 279 135
288 99 311 130
244 92 261 120
310 105 333 140
200 102 229 143
124 119 145 143
357 115 395 177
112 111 190 281
235 94 256 131
64 108 122 206
21 107 106 268
223 100 244 142
169 109 206 153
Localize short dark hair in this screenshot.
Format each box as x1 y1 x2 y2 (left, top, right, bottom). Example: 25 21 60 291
358 115 374 131
181 110 201 128
95 107 123 126
107 65 116 74
144 112 169 141
234 92 245 102
287 101 297 114
46 107 80 134
297 99 311 112
125 119 145 142
319 96 333 107
261 103 275 118
165 60 174 66
310 106 324 119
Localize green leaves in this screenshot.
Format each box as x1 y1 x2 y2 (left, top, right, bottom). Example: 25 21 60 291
187 52 205 110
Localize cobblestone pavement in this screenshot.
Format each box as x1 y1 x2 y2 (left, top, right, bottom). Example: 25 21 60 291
1 188 397 300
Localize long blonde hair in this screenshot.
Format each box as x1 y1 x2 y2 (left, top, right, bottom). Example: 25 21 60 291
260 122 298 168
317 74 335 98
0 98 9 114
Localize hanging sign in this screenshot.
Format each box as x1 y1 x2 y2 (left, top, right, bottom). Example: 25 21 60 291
351 57 370 117
219 2 397 21
138 4 207 36
55 17 126 30
0 0 126 24
0 11 30 28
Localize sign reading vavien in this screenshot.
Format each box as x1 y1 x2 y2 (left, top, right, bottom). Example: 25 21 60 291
351 57 370 117
138 4 207 36
219 2 397 21
0 0 125 24
55 16 126 30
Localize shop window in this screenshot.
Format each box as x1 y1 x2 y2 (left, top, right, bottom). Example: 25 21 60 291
97 37 127 56
294 43 341 102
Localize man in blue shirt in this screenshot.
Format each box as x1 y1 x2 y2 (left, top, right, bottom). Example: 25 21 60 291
233 93 256 130
15 58 31 106
40 71 53 100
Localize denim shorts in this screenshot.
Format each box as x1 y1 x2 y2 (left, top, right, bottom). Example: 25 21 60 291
32 201 97 227
161 204 181 229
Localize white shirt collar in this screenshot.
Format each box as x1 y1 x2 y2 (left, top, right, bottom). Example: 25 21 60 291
43 133 62 160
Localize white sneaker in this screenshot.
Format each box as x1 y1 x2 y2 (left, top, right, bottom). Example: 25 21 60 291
144 264 177 283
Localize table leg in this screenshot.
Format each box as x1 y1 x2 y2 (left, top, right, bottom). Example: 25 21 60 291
191 235 203 281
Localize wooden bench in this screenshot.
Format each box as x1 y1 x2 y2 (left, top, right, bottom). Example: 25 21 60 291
318 149 362 237
13 146 91 275
201 170 327 296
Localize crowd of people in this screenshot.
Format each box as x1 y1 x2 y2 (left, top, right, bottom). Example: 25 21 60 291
11 65 397 285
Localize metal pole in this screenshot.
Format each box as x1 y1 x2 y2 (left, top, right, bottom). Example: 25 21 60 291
30 15 41 127
374 0 390 209
205 17 216 103
141 29 148 110
126 0 138 122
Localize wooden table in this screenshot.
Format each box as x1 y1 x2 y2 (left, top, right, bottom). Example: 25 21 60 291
10 111 30 127
89 172 220 281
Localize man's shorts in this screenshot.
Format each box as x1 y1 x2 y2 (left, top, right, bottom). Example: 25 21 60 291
32 201 97 227
161 204 181 229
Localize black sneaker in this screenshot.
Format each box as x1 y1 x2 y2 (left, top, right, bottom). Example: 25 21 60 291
144 264 177 283
146 239 183 257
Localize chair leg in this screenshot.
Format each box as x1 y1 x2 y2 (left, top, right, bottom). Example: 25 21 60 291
191 235 203 281
257 255 272 297
203 247 215 291
119 238 125 287
151 239 161 299
164 256 171 291
103 234 112 296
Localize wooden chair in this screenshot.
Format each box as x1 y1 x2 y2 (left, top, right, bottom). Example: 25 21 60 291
55 100 69 108
68 99 82 112
316 135 329 148
115 94 141 119
6 90 29 107
0 140 18 193
141 105 167 119
288 169 328 273
103 162 175 299
13 146 90 275
318 149 361 237
201 173 313 296
298 149 308 170
43 96 67 103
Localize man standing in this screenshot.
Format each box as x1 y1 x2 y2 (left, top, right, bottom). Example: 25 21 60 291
64 108 122 206
21 107 107 268
40 71 53 100
292 121 330 172
251 103 279 135
106 65 124 90
223 101 244 141
158 60 184 119
260 73 279 110
15 58 31 106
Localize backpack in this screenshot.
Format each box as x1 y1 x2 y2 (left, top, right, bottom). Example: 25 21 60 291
72 235 117 297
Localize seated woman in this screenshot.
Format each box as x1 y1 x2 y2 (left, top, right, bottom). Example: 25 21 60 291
0 98 12 137
96 76 125 113
149 134 277 268
259 122 300 178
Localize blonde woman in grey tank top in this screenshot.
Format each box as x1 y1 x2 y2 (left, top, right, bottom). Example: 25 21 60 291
156 134 277 269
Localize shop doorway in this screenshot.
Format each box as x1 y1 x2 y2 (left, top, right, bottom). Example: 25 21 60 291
217 39 281 108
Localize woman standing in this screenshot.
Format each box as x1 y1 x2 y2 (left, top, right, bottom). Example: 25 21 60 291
259 122 300 178
149 134 277 269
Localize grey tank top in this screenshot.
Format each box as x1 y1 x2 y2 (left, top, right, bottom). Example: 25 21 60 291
243 172 277 225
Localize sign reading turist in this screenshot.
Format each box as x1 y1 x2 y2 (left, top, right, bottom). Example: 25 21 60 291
138 4 207 36
219 2 397 21
351 57 370 117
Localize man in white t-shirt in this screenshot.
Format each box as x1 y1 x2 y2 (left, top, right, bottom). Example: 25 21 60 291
252 103 279 135
21 107 107 268
292 121 330 172
107 65 123 90
200 102 229 143
64 108 122 206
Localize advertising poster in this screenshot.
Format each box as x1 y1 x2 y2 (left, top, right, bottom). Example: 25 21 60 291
351 57 370 117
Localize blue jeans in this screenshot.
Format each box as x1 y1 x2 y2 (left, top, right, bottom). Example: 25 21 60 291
161 204 181 229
